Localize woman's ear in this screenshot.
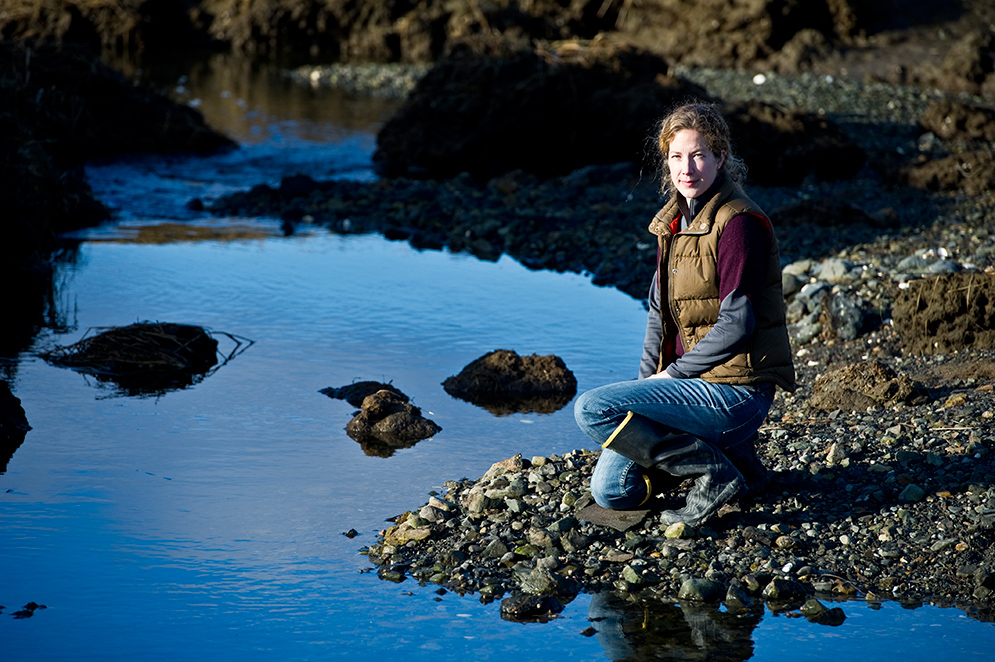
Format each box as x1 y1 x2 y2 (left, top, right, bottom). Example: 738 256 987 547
717 150 727 169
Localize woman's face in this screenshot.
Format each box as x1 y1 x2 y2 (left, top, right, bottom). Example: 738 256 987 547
668 129 725 199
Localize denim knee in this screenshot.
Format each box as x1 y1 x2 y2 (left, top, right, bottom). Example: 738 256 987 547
591 449 647 510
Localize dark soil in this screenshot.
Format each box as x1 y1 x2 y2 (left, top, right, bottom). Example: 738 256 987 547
372 44 866 182
7 1 993 96
893 273 995 355
0 382 31 474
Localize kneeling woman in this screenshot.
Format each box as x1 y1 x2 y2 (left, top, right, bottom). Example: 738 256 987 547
575 103 795 526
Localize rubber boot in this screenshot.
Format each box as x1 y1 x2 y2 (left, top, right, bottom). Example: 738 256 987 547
722 432 769 500
654 437 744 526
602 411 694 468
602 411 743 523
601 411 690 501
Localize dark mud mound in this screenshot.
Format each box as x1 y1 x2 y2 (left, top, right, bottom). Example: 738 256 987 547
808 360 928 412
0 40 234 241
614 0 866 70
373 41 866 182
0 0 210 57
0 382 31 474
919 99 995 142
374 42 709 180
41 321 224 396
939 26 995 95
442 349 577 415
344 389 441 458
907 99 995 195
908 151 995 196
0 0 908 73
892 273 995 355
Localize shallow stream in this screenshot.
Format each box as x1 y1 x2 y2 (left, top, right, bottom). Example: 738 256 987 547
2 55 992 660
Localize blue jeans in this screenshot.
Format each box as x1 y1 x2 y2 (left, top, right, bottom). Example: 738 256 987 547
574 378 774 509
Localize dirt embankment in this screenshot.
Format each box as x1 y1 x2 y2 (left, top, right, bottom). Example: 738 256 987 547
4 1 994 95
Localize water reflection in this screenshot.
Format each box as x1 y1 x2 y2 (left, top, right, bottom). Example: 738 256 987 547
588 591 762 661
0 382 30 473
134 53 403 143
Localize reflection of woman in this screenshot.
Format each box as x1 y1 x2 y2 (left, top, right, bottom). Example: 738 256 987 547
574 103 795 525
587 591 761 661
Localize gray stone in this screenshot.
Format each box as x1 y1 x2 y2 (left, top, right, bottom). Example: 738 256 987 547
927 259 960 274
799 598 828 617
622 564 650 586
782 272 805 297
786 297 808 323
678 578 727 602
790 320 822 344
724 582 755 610
818 258 853 282
826 292 863 340
799 280 831 301
547 516 578 535
897 255 932 272
519 567 574 596
575 503 649 532
762 577 807 600
482 539 510 559
899 484 926 503
528 528 554 547
783 259 813 276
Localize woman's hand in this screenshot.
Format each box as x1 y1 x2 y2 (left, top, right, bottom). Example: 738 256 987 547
648 370 673 379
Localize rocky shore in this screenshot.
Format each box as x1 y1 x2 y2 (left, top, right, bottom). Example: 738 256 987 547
352 252 995 622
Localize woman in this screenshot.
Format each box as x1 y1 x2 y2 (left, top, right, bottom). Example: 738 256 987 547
574 103 796 526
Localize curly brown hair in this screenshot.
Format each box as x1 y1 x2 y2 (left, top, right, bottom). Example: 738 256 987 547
656 103 747 196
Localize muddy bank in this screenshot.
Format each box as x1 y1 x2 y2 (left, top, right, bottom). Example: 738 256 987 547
5 1 995 97
372 42 865 181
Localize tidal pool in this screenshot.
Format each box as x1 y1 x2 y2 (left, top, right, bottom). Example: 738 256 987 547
1 54 992 661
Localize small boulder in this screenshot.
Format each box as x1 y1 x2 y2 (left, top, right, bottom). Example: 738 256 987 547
442 349 577 414
345 389 441 457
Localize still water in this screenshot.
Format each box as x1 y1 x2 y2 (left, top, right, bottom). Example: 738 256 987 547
2 55 993 660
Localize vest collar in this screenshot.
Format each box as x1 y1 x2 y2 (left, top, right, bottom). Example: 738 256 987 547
676 174 725 229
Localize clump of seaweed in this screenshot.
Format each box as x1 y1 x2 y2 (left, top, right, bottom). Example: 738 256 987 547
41 321 251 397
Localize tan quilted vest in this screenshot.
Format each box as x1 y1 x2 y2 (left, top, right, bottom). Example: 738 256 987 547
647 179 796 391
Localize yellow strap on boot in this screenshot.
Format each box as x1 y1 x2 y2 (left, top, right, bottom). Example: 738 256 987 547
602 411 635 449
637 473 653 507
